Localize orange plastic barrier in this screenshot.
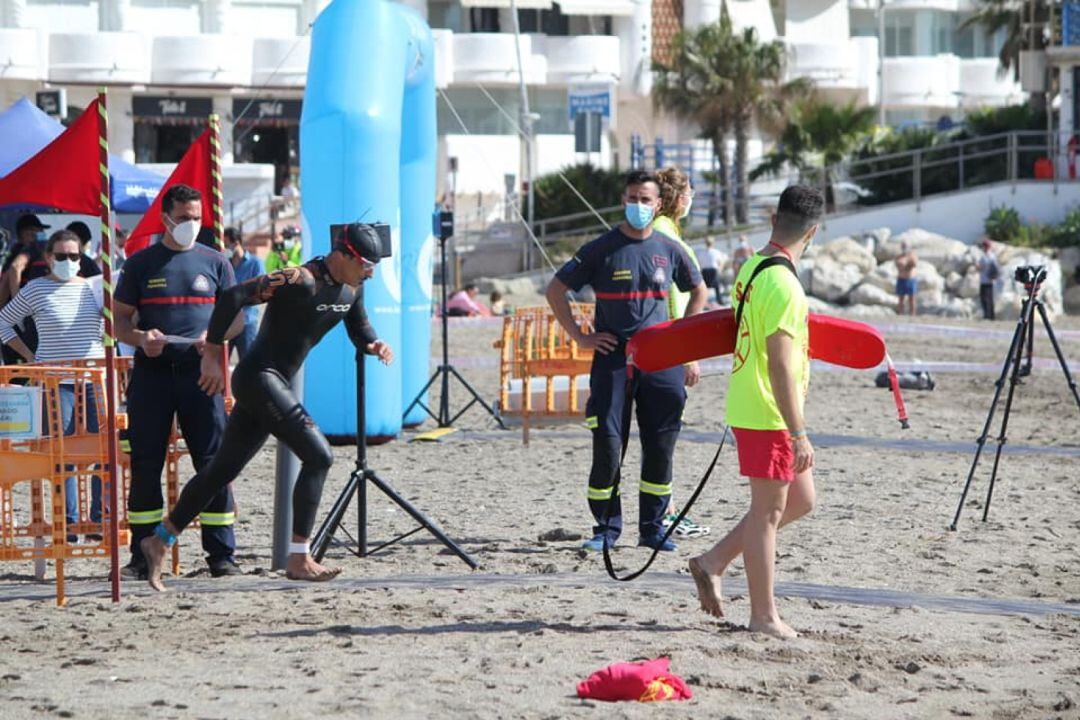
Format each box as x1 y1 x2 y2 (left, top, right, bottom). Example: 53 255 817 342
0 356 206 604
0 365 119 605
494 304 594 443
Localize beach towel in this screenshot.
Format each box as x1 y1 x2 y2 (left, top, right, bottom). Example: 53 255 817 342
576 657 693 702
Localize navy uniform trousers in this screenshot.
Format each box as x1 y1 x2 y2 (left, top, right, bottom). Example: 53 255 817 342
584 349 685 542
126 356 236 565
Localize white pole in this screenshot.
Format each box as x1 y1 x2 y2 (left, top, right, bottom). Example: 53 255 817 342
508 0 534 271
878 0 886 126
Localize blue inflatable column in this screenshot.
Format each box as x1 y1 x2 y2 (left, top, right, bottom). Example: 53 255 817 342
399 11 437 427
301 0 434 440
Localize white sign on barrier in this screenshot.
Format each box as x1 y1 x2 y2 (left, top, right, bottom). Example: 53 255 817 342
0 386 43 440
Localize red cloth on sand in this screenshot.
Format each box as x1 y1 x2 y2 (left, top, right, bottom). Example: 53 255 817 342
576 657 693 702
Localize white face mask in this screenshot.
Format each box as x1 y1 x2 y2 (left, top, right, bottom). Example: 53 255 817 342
679 197 693 219
167 217 200 249
52 258 79 281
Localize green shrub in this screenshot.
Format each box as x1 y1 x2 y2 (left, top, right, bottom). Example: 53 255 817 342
1048 208 1080 248
985 205 1023 244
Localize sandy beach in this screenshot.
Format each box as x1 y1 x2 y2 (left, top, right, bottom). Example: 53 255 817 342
2 309 1079 719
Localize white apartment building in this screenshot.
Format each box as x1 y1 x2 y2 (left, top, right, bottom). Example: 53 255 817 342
0 0 1027 201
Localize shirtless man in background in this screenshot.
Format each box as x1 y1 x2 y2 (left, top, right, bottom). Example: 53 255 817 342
894 240 918 316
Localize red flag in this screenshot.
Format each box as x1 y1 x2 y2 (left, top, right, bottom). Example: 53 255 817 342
126 129 213 255
0 98 103 213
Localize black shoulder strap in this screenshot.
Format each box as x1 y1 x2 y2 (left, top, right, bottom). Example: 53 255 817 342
733 256 798 332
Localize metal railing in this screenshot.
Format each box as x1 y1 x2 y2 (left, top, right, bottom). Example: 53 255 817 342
840 130 1059 208
528 130 1064 249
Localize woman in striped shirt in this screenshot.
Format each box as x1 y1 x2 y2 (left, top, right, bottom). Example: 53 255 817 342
0 229 105 540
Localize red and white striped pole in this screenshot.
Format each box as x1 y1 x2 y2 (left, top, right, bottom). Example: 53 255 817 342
97 88 122 602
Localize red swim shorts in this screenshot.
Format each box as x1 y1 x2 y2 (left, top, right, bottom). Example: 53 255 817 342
732 427 795 482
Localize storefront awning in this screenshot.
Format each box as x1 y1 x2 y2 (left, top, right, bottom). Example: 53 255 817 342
460 0 553 9
554 0 635 16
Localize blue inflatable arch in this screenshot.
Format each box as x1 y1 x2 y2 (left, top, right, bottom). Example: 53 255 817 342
300 0 436 440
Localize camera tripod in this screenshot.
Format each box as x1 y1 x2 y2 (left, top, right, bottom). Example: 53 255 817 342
311 347 478 569
403 231 504 429
950 270 1080 530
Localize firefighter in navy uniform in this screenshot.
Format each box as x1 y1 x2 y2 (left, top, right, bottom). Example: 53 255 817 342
114 184 242 579
546 170 708 553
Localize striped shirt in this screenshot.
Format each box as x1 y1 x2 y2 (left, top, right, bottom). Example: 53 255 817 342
0 277 104 362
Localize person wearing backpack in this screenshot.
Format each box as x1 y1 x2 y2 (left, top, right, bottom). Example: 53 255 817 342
687 185 824 640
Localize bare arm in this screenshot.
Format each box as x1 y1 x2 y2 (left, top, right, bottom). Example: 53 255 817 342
545 277 617 353
0 287 35 361
1 255 29 306
767 330 813 472
685 282 708 317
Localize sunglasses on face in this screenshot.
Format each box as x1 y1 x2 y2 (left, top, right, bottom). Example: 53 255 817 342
52 252 81 262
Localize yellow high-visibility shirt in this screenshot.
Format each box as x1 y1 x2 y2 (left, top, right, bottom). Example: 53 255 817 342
725 253 809 430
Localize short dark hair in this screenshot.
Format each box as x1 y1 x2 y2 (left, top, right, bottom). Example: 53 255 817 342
66 221 92 245
162 184 202 215
224 227 241 244
46 229 81 255
774 185 824 240
624 170 659 191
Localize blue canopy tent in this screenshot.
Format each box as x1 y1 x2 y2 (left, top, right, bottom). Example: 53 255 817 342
0 98 163 213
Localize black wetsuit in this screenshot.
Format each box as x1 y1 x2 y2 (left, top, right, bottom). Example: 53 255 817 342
168 258 378 538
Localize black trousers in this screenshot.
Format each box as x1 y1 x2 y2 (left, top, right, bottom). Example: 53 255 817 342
980 283 995 320
170 367 334 539
584 351 686 541
126 356 235 564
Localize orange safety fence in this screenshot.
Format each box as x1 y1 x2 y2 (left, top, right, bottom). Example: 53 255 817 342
494 304 595 444
0 354 218 604
0 365 116 605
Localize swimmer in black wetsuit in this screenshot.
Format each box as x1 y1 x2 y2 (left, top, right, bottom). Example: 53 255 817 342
140 223 394 591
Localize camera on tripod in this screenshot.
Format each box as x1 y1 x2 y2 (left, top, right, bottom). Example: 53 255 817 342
1014 265 1047 287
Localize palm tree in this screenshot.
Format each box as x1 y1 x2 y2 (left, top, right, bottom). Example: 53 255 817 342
962 0 1051 106
751 97 877 209
727 27 809 223
652 9 738 228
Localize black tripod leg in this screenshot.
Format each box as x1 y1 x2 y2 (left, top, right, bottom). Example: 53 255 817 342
1020 299 1035 377
447 365 506 429
950 311 1029 530
311 470 361 561
981 302 1037 523
403 369 443 423
367 470 479 569
1035 301 1080 412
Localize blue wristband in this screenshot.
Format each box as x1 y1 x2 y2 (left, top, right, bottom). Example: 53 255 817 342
154 523 177 547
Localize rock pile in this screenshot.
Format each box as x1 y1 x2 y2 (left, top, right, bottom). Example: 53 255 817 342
800 228 1067 319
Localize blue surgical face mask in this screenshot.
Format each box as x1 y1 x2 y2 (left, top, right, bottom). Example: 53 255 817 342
35 231 47 243
624 202 655 230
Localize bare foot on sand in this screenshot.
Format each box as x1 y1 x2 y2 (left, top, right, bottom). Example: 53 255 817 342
140 535 169 592
285 554 342 582
749 617 798 639
688 556 724 618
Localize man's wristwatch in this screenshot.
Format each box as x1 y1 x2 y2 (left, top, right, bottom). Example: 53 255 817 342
790 428 807 439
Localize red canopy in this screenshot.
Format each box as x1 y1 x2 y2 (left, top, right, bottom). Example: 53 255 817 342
125 129 213 255
0 98 103 213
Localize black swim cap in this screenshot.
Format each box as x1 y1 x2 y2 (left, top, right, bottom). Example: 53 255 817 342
336 222 383 264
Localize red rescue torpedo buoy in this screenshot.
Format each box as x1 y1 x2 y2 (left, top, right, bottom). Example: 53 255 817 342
625 307 886 371
625 307 908 428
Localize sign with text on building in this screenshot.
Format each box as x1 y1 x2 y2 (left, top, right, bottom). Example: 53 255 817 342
568 85 615 130
132 96 214 119
232 99 303 125
0 386 42 440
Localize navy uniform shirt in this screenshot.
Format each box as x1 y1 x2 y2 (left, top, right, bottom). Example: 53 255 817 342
556 227 701 342
116 242 236 361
